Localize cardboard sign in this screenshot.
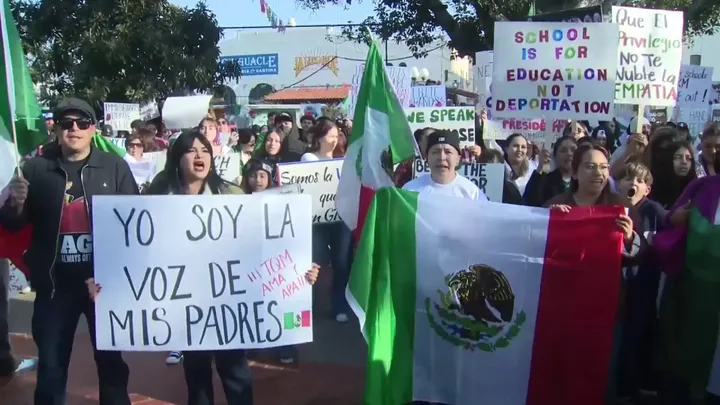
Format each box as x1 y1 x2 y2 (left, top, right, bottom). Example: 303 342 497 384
413 159 505 203
277 159 344 224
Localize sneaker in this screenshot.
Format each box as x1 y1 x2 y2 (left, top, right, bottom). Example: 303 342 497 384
335 313 349 323
279 356 295 365
14 358 37 373
20 286 31 294
165 351 183 365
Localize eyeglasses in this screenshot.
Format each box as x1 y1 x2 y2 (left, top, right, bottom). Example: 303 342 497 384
58 118 93 130
128 142 143 149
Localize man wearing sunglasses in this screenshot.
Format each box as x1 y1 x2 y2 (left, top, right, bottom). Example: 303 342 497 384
0 97 137 404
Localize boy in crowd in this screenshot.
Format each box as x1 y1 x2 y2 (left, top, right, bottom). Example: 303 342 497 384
614 162 667 402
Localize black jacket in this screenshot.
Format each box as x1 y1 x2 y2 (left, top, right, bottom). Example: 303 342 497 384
523 169 568 207
0 143 139 295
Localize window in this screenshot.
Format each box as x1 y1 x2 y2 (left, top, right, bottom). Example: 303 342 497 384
690 54 702 65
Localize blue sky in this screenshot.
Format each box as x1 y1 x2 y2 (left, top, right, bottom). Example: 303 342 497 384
169 0 375 29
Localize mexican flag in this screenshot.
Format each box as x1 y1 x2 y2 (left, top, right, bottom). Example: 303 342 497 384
335 38 417 240
348 188 625 405
0 0 46 190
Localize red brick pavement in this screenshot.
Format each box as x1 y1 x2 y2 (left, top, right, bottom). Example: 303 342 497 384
0 333 364 405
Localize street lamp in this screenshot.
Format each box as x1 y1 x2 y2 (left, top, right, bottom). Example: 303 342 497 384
411 67 430 85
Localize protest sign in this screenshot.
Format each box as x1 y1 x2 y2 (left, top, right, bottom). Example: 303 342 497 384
611 7 684 106
110 137 126 149
672 107 710 137
474 51 493 112
413 159 505 202
406 107 476 149
712 109 720 124
125 158 158 186
491 22 618 120
676 65 715 108
7 262 28 299
259 184 303 195
528 5 604 23
348 64 411 116
648 107 668 124
104 103 141 133
92 194 313 351
277 159 343 224
482 118 567 146
410 86 446 107
712 82 720 105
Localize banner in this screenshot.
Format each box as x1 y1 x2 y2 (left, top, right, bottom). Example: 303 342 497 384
611 7 684 106
92 194 313 351
412 159 505 202
677 65 715 108
410 86 446 107
104 103 140 133
483 118 567 145
491 22 618 120
406 107 476 149
277 159 343 224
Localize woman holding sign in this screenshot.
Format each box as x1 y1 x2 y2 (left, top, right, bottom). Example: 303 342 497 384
138 130 321 405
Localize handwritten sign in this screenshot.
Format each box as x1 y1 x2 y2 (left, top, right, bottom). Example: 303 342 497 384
412 159 505 202
348 65 411 117
712 82 720 104
483 118 566 146
104 103 140 133
277 159 343 224
712 109 720 124
492 22 618 120
672 107 711 137
648 107 668 124
612 7 683 106
474 51 494 112
406 107 476 149
152 153 241 183
677 65 715 108
92 194 313 351
259 184 303 195
7 262 29 299
410 86 446 107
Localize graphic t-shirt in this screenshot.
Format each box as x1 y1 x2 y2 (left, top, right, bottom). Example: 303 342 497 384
55 158 92 284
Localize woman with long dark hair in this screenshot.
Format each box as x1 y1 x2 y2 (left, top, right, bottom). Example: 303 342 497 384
301 120 339 162
648 140 698 208
523 136 578 207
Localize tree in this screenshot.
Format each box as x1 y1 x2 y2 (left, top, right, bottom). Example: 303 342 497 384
297 0 720 57
10 0 242 107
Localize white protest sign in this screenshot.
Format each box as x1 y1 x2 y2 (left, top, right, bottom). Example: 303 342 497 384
7 262 29 299
125 158 158 186
104 103 141 133
677 65 715 108
406 107 476 149
259 184 303 195
410 86 446 107
110 137 126 149
474 51 493 111
163 96 212 130
612 7 684 106
492 22 618 120
277 159 344 224
92 194 313 351
671 107 711 137
412 159 505 202
483 118 567 146
348 65 411 117
712 82 720 105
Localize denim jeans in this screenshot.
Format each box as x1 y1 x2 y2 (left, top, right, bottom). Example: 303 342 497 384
32 291 130 405
183 349 253 405
312 221 352 315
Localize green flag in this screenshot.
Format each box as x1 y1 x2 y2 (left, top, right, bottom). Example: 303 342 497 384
92 134 126 157
0 0 46 188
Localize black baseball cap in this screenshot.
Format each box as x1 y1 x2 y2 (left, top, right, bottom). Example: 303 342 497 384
53 98 97 123
275 112 293 122
677 122 689 130
426 130 461 154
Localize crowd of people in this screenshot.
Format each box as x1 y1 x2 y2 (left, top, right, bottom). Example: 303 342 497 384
0 94 719 405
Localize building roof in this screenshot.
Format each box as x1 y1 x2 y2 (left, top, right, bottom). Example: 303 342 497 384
264 85 350 102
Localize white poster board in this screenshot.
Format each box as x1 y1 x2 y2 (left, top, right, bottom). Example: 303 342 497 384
677 65 715 109
483 118 567 146
410 86 447 107
406 107 476 149
492 21 619 120
348 65 412 117
151 152 241 184
92 194 314 351
162 96 213 130
104 103 141 133
413 160 505 203
474 51 494 111
7 262 29 299
277 159 343 224
612 7 684 106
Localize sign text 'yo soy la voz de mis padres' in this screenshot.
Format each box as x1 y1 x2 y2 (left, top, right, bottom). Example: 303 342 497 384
91 194 313 351
406 107 476 149
277 158 343 224
491 21 619 121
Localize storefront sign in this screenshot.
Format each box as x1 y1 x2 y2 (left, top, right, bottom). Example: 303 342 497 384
221 53 279 76
294 51 339 77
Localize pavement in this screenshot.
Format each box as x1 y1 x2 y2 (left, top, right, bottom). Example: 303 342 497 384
1 273 367 404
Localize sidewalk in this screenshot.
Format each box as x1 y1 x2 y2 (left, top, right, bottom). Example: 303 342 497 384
1 333 364 404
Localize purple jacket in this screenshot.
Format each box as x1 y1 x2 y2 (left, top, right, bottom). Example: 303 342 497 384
657 176 720 275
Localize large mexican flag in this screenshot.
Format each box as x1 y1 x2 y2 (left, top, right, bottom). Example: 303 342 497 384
335 38 417 241
348 188 626 405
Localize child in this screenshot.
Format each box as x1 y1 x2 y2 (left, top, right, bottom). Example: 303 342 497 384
614 162 667 401
240 158 275 194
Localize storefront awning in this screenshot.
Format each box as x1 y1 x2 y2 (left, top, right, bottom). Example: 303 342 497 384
264 85 350 102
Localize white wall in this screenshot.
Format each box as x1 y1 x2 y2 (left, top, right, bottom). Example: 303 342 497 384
219 27 452 104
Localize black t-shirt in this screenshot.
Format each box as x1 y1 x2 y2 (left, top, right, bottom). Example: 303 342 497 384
55 157 93 287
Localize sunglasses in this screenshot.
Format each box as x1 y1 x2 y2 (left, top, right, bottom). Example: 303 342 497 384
128 142 143 149
58 118 93 130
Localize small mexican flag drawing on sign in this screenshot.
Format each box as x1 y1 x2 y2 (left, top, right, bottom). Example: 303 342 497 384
284 310 312 329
